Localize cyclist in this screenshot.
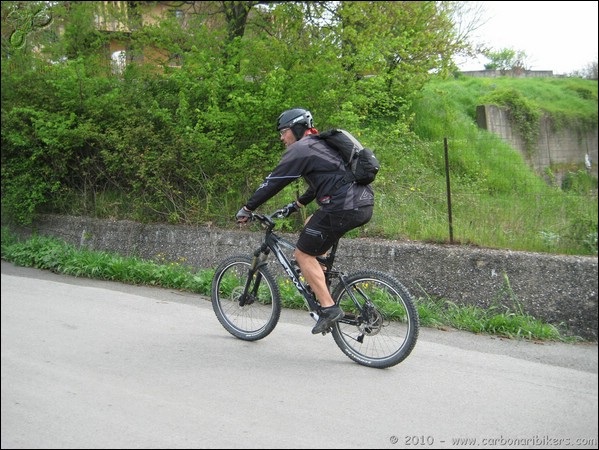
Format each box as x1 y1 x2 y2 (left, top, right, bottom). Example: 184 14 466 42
236 108 375 334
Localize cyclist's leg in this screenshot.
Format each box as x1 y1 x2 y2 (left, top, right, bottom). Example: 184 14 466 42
295 248 334 306
295 210 341 308
295 207 372 333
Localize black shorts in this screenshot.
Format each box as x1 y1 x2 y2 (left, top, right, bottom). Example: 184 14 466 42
296 206 373 256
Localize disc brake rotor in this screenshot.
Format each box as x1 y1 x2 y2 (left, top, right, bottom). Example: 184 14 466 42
358 306 384 336
230 286 256 306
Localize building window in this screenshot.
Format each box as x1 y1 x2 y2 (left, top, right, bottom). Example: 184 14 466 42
111 50 126 74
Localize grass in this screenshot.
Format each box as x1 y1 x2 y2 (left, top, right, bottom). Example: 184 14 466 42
391 76 599 255
1 228 583 343
416 296 564 341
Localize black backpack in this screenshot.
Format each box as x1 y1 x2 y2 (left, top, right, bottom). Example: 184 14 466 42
316 128 380 190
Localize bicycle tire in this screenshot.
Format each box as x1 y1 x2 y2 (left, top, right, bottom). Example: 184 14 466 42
211 255 281 341
331 270 419 369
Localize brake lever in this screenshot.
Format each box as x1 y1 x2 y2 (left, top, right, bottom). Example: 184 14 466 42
272 209 286 219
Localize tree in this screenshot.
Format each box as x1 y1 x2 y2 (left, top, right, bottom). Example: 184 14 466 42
582 60 598 80
483 48 529 71
1 0 487 225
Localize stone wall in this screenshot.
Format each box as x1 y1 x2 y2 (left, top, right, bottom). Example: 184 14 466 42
13 214 598 341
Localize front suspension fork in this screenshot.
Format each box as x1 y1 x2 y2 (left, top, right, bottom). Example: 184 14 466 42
239 248 269 306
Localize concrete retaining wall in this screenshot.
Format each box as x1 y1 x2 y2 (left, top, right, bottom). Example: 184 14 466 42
13 214 598 341
476 105 598 180
461 69 555 78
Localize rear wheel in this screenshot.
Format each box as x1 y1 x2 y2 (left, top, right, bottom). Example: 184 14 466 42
331 270 419 368
211 255 281 341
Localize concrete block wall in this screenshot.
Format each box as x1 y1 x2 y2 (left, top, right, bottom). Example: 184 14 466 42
12 214 598 341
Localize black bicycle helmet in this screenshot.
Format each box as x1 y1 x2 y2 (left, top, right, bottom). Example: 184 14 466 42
277 108 314 140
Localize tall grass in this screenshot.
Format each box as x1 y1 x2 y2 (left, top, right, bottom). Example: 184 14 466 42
376 76 598 254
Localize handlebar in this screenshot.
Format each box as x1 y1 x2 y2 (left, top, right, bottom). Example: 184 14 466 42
237 209 287 229
254 209 288 226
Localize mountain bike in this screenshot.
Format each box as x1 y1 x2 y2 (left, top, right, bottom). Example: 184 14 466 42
211 209 419 369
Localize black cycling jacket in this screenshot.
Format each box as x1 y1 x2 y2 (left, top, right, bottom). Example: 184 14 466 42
245 135 375 212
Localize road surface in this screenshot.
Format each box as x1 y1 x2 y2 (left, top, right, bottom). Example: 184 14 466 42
2 261 597 449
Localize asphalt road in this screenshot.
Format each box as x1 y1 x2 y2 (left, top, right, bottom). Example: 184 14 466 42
1 261 597 449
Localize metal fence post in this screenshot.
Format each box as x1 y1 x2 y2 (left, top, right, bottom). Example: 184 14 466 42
444 137 454 244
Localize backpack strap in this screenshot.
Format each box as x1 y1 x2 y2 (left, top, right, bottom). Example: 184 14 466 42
332 172 355 192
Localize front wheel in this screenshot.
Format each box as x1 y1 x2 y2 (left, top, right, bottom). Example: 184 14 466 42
211 255 281 341
331 270 419 369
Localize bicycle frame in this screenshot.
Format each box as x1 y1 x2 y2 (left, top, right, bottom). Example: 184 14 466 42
242 211 381 331
245 213 339 315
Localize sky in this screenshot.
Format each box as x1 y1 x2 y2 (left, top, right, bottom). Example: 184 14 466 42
455 1 598 74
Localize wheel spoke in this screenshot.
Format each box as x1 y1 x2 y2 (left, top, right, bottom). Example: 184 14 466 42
332 271 419 368
211 256 281 341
